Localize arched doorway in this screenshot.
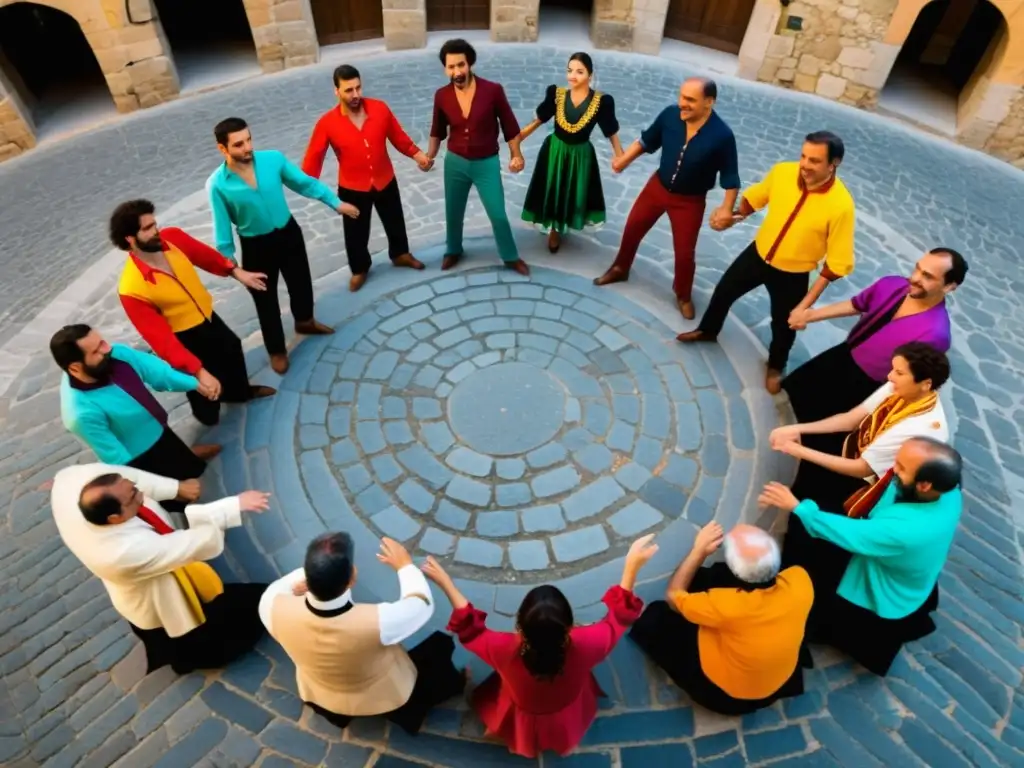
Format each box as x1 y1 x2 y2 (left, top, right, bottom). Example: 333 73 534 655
878 0 1008 135
425 0 490 31
0 2 115 142
151 0 259 92
663 0 757 54
537 0 594 46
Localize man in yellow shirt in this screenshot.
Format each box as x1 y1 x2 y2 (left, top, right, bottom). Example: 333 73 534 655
629 522 813 715
678 131 855 394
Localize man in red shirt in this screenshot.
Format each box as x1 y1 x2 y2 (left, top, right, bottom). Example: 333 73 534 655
111 199 276 426
303 65 432 292
427 39 529 276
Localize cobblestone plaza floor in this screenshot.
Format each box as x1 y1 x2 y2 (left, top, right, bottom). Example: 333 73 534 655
0 44 1023 767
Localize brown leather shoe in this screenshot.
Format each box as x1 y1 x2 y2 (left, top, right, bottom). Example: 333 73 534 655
547 231 561 253
295 319 334 335
765 367 784 395
507 259 530 276
192 444 222 461
393 253 425 270
442 253 462 271
270 354 289 375
678 298 696 320
676 329 717 343
593 265 628 286
249 385 276 399
350 272 368 292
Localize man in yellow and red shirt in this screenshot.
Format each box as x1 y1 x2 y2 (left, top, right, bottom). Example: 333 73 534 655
678 131 856 394
112 200 276 427
302 65 432 292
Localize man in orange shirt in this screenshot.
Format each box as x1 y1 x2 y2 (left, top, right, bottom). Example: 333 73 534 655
303 65 433 292
629 523 812 715
112 199 276 427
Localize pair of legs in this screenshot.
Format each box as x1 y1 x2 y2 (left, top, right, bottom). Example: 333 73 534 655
307 632 466 735
595 174 705 316
239 217 332 372
128 425 209 514
443 153 525 273
339 178 424 290
176 312 275 427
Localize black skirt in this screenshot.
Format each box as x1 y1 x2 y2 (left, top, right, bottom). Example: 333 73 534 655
782 342 880 423
130 582 267 675
308 631 466 735
128 426 207 514
629 564 806 716
176 313 252 426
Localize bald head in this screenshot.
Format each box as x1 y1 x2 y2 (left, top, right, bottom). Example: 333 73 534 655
893 437 961 499
679 78 717 123
723 524 780 584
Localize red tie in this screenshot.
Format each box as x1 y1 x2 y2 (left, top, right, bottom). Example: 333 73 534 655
136 505 175 535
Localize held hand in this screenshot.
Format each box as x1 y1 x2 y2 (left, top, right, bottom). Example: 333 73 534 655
625 533 659 572
693 522 725 557
196 369 221 401
414 151 433 171
337 202 360 219
768 426 802 450
421 555 452 586
611 155 627 173
176 479 201 502
238 490 271 513
232 267 267 291
776 440 802 458
377 537 413 570
292 579 309 597
758 482 800 513
788 307 812 330
509 155 525 173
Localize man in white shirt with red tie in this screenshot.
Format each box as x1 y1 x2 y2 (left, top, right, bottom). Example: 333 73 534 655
259 532 465 734
52 462 271 674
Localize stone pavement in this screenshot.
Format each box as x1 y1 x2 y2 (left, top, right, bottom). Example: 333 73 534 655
0 44 1022 768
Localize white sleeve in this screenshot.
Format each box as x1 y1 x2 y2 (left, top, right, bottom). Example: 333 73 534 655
378 565 435 646
182 496 242 531
117 465 182 502
859 431 902 478
258 567 307 636
859 382 894 413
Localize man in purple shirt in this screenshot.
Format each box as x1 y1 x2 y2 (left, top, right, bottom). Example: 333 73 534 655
783 247 967 422
427 39 530 276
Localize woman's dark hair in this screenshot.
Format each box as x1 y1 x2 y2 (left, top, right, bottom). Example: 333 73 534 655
516 586 573 679
893 342 950 390
804 130 844 163
568 52 593 74
109 199 155 250
439 38 476 66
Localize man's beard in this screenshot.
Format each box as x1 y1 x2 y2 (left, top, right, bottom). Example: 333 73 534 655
452 72 470 87
136 235 163 253
83 355 114 380
893 476 923 503
345 98 362 112
233 152 253 164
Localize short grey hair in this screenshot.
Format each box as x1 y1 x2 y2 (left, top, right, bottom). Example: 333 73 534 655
723 527 781 584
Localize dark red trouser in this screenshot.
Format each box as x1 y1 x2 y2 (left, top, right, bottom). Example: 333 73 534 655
612 174 706 300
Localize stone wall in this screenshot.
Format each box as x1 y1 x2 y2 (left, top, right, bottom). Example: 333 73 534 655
633 0 671 55
985 86 1024 167
383 0 427 50
592 0 635 51
241 0 320 73
491 0 539 42
0 62 35 162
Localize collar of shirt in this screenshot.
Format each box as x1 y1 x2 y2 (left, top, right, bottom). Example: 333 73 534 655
798 172 836 195
307 589 353 613
67 358 134 392
128 251 167 285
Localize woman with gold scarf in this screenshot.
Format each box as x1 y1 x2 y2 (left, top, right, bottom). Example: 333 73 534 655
769 342 950 596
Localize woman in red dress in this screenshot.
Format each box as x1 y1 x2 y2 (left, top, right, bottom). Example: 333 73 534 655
422 535 659 758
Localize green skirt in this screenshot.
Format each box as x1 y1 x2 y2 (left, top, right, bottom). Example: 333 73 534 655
521 134 606 233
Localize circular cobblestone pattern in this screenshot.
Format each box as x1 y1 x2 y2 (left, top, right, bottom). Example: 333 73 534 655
291 266 743 581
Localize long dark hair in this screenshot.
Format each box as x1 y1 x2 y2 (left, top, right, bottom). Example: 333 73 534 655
516 586 573 679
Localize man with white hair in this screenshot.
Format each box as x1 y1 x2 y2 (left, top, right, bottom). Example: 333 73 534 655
629 522 813 714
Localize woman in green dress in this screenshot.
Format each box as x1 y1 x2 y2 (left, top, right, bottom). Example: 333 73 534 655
519 52 623 253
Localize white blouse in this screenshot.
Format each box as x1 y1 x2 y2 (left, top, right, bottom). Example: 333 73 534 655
857 383 949 478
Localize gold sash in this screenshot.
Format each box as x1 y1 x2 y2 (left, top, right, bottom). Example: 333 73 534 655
173 562 224 625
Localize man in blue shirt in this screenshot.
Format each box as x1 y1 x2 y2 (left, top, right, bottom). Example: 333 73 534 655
759 436 962 676
593 78 740 320
208 117 359 375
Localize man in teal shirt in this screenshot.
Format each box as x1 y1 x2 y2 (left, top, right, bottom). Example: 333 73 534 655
208 117 359 375
760 436 962 676
53 324 219 513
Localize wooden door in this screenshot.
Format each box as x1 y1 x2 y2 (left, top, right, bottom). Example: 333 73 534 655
310 0 384 45
663 0 756 54
426 0 491 31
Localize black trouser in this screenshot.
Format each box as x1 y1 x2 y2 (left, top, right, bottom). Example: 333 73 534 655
128 426 207 514
176 313 252 426
698 241 810 371
239 217 314 356
339 178 410 275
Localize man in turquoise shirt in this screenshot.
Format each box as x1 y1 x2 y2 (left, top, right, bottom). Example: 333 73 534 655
53 324 219 513
760 436 962 676
208 117 359 375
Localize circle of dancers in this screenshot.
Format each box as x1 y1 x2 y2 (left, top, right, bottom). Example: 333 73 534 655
46 39 969 758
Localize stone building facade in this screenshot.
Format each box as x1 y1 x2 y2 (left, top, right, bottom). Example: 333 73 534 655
1 0 1023 168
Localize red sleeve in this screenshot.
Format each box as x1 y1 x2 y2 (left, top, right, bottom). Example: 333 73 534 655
446 603 499 665
161 228 235 277
430 90 449 140
385 106 419 158
120 295 203 374
302 115 332 180
572 586 644 667
493 84 521 142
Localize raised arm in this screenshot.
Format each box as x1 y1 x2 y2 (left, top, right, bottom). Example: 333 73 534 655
793 499 907 557
378 564 435 645
114 345 199 394
794 404 870 436
422 556 503 665
279 152 343 210
258 566 306 635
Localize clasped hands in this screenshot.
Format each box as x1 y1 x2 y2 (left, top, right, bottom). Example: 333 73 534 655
709 207 743 231
768 425 802 457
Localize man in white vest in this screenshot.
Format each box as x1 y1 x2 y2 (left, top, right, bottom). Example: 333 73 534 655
259 532 465 733
52 463 272 674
